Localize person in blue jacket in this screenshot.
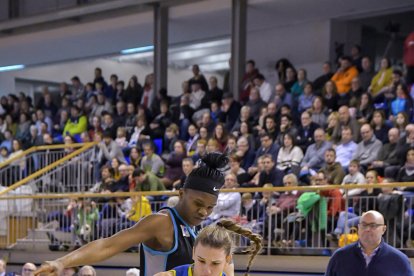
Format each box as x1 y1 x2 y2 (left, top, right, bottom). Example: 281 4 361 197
325 210 413 276
155 219 262 276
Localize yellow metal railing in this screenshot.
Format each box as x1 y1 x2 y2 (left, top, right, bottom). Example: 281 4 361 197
0 181 413 200
0 142 97 196
0 143 90 170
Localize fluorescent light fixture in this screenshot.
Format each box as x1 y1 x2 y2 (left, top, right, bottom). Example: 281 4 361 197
120 45 154 55
0 64 25 72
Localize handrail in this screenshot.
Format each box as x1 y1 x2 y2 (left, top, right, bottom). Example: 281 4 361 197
0 142 97 196
1 182 414 200
0 142 91 170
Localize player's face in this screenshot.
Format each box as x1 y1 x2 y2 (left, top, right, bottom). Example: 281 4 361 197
179 189 217 226
193 244 230 276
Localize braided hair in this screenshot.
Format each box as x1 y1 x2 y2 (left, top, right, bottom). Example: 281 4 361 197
195 219 263 276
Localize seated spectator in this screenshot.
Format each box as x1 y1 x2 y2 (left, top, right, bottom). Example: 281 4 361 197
240 192 263 223
111 157 122 181
296 111 320 153
319 148 345 185
371 128 400 176
15 112 31 141
370 110 390 144
63 105 87 136
275 114 298 146
390 84 413 120
191 139 207 163
21 262 36 276
97 130 126 166
342 160 366 196
212 123 228 152
226 154 246 178
300 128 332 172
334 126 357 169
149 100 172 139
245 87 266 123
133 168 165 192
331 105 360 144
236 136 255 171
140 141 165 177
313 62 334 93
79 265 97 276
358 56 376 91
396 147 414 192
276 133 304 177
0 146 9 163
90 165 115 193
185 124 199 156
128 146 142 168
368 57 393 96
393 111 409 138
253 73 273 103
111 164 130 192
355 92 374 125
198 111 215 134
63 267 79 276
325 111 339 140
220 92 241 130
207 173 241 222
206 138 220 153
0 129 12 152
252 132 279 172
331 56 359 95
347 77 363 106
115 127 129 149
310 96 328 128
104 112 120 138
291 68 309 101
274 83 293 110
161 140 186 189
198 125 210 142
172 157 194 190
257 154 280 187
322 80 339 113
88 115 103 141
128 116 151 148
352 124 382 170
298 82 315 113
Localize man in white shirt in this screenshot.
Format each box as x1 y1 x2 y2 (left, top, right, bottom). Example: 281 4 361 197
208 173 241 221
253 74 273 103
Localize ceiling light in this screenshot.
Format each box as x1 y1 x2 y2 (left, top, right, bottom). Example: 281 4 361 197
0 64 25 72
120 45 154 55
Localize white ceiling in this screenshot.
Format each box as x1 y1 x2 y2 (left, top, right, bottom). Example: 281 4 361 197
0 0 414 72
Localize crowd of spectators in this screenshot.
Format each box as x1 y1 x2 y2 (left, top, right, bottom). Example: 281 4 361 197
2 42 414 250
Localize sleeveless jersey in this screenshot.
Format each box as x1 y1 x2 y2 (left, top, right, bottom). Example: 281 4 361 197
169 264 226 276
140 207 197 276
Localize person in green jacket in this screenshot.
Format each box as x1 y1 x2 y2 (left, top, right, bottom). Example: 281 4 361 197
133 168 166 192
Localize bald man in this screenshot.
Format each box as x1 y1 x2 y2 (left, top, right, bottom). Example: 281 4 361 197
21 263 36 276
325 210 413 276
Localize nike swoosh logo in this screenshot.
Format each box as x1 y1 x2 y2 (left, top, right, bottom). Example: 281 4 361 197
213 187 219 191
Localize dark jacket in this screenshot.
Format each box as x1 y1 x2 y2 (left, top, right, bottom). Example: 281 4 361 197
325 241 413 276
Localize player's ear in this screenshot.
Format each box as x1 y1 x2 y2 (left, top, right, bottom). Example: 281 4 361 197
226 254 232 264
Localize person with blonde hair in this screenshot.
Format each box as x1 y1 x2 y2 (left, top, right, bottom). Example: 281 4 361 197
155 219 262 276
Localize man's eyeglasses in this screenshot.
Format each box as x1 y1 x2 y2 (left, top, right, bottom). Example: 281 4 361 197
358 223 384 230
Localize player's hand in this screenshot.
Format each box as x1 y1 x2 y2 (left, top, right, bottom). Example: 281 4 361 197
34 260 64 276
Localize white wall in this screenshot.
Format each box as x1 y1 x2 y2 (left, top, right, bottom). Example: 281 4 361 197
0 58 223 97
246 19 331 86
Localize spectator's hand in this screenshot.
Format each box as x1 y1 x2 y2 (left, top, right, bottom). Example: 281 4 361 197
266 206 280 215
34 260 64 276
248 167 258 175
372 161 384 168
